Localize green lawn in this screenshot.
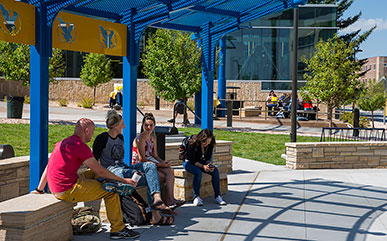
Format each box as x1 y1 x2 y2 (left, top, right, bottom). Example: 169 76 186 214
180 128 320 165
0 124 106 157
0 124 320 165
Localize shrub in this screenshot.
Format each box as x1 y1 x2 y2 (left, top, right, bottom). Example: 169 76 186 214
57 98 68 107
186 100 195 111
81 97 93 109
24 96 30 104
340 111 370 128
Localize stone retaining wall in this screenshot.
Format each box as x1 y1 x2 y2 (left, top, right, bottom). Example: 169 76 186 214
286 142 387 169
0 157 29 202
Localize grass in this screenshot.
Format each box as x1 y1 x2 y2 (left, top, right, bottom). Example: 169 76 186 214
0 124 320 165
0 124 106 157
180 128 320 165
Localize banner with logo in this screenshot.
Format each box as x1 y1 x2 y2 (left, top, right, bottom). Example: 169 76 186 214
0 0 35 45
53 12 127 56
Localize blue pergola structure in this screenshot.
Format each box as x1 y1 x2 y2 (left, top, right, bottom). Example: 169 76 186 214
22 0 307 191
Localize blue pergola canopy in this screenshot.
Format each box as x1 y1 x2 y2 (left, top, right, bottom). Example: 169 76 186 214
22 0 307 191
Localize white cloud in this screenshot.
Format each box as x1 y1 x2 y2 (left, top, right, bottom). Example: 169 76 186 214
340 18 387 33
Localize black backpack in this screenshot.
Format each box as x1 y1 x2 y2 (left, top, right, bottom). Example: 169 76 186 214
179 135 192 161
120 190 152 226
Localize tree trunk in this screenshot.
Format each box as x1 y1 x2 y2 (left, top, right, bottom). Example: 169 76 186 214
328 106 333 128
93 87 96 106
372 110 374 128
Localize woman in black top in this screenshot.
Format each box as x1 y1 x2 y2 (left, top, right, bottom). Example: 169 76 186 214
183 129 226 206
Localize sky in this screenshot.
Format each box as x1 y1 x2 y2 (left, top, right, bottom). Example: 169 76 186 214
340 0 387 59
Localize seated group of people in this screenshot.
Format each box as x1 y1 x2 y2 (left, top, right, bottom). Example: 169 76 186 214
266 90 316 120
32 111 226 239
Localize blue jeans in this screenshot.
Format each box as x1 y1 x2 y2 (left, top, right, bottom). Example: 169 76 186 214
108 162 160 205
183 161 220 199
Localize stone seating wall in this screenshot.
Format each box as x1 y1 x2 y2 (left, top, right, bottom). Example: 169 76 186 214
286 141 387 169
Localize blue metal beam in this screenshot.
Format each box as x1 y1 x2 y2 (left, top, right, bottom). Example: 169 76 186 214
152 22 200 32
65 6 121 20
217 36 226 117
189 5 240 18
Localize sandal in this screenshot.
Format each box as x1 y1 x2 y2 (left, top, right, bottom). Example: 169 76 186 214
102 180 134 196
151 200 178 215
169 199 185 210
151 216 175 226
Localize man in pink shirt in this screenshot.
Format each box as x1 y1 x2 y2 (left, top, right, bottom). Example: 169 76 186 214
32 118 139 239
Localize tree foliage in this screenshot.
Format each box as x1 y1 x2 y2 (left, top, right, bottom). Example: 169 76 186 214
301 35 361 126
0 41 65 86
357 79 385 128
80 53 113 105
141 29 201 102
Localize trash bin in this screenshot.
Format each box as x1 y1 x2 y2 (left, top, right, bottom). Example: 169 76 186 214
7 96 24 119
0 144 15 160
154 126 178 160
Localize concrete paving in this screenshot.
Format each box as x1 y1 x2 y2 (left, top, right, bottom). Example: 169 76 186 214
71 157 387 241
2 101 387 240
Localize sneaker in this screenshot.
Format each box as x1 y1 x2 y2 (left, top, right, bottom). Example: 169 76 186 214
103 180 134 196
215 195 226 205
110 227 140 239
167 119 174 123
193 197 203 206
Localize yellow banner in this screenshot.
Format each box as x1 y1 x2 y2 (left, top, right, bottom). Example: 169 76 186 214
0 0 35 45
53 12 127 56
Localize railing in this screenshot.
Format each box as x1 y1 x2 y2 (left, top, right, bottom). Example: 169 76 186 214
320 127 386 142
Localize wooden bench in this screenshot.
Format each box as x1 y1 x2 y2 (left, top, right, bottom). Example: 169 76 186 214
0 194 75 241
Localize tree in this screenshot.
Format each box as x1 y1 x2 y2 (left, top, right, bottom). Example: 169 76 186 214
0 41 65 86
357 79 385 128
307 0 376 77
80 53 113 105
141 29 201 121
301 35 361 127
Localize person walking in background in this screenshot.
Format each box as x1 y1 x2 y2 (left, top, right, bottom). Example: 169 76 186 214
183 128 226 206
132 113 185 209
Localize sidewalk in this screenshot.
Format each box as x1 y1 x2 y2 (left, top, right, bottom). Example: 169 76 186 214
73 157 387 241
0 101 325 136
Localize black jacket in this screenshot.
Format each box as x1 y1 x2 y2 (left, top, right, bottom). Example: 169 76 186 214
186 142 213 165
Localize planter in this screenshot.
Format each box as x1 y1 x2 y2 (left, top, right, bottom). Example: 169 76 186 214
6 96 24 119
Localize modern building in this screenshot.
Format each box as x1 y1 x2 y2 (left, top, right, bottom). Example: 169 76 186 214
360 56 387 84
61 4 337 91
224 4 337 91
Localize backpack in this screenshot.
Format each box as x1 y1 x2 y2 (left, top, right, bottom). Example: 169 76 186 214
120 190 152 226
179 135 192 161
71 207 101 235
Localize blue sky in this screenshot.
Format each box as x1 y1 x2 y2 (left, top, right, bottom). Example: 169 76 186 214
340 0 387 59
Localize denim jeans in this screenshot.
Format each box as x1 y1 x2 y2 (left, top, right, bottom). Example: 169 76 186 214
108 162 160 205
183 161 220 199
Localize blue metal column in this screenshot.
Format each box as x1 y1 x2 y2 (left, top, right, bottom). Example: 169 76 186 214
29 3 51 191
200 23 214 131
218 36 226 117
123 20 139 165
194 91 201 124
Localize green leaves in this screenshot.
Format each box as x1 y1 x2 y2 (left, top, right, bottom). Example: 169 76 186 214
0 41 65 86
141 29 201 102
301 35 361 124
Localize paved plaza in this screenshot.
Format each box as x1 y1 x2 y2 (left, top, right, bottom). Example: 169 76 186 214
2 102 387 240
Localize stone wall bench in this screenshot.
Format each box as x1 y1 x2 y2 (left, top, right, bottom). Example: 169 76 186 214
286 141 387 169
0 194 75 241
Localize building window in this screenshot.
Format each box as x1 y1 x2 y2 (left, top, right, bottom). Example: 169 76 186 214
374 64 376 70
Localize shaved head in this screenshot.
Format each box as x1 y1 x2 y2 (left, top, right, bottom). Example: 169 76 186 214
74 118 95 143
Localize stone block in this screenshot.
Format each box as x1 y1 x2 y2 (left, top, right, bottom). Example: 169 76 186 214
368 159 380 166
336 147 356 152
295 148 313 153
312 148 324 158
0 182 19 202
16 166 29 178
215 145 230 154
374 150 387 156
0 194 74 241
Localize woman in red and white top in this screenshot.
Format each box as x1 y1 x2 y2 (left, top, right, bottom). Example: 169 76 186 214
132 113 184 208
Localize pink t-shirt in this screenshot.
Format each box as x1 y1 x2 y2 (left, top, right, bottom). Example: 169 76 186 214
47 135 94 193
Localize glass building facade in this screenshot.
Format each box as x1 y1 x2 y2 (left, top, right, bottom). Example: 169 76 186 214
61 5 336 90
224 4 336 90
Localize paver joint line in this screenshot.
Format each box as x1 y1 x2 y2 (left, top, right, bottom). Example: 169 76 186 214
220 171 261 241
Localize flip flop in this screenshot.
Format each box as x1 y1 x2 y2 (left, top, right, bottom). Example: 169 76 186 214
102 181 134 196
169 199 185 210
151 200 178 215
151 216 175 226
